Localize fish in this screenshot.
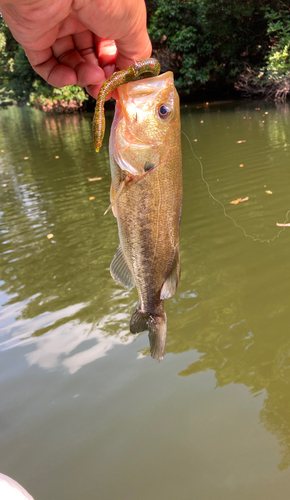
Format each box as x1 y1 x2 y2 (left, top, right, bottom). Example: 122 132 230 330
107 70 182 361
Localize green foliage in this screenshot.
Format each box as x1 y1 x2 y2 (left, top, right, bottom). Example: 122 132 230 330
264 7 290 82
1 2 290 105
29 82 88 106
148 0 269 93
0 31 5 51
0 19 13 104
235 5 290 99
8 45 37 103
0 19 87 109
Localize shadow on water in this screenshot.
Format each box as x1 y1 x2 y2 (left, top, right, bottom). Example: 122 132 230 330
1 103 290 470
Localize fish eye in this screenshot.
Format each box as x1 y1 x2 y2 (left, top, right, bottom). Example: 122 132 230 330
157 104 173 120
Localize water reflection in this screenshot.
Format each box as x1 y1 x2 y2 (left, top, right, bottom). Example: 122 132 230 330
25 304 134 374
176 100 290 470
0 106 130 358
1 103 290 471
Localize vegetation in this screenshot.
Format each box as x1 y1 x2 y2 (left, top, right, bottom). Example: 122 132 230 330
235 6 290 100
1 1 290 109
0 18 88 111
148 0 268 93
148 0 290 100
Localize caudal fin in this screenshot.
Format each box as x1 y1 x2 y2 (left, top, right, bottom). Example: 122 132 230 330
130 305 167 362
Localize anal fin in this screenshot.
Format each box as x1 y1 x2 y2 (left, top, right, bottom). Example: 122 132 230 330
110 245 135 290
160 247 181 300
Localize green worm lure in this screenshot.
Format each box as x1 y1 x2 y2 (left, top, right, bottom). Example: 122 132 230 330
93 58 161 152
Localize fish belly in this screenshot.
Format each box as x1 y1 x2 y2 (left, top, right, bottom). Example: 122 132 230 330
111 153 182 315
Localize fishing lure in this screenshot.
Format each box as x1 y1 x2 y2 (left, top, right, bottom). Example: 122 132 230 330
93 58 161 152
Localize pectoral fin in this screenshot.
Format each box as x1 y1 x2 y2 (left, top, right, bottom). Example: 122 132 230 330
104 180 125 216
110 245 135 290
110 181 117 218
160 247 181 300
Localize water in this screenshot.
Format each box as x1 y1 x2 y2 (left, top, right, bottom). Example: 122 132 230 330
0 102 290 499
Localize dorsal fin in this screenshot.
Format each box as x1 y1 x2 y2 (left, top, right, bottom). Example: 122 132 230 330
110 245 135 290
160 247 181 300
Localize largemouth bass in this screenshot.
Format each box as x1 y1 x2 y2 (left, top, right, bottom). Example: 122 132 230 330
108 70 182 361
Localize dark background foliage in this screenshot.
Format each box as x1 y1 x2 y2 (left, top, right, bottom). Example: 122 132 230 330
1 0 290 108
148 0 290 99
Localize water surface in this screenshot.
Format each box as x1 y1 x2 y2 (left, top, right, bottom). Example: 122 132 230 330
1 102 290 499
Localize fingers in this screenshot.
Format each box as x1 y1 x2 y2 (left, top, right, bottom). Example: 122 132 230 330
73 31 99 66
110 0 152 69
76 62 105 87
96 38 117 68
76 0 152 68
1 0 153 97
86 63 115 99
53 33 105 86
25 32 107 88
72 32 109 87
25 46 78 86
116 36 152 71
85 38 117 99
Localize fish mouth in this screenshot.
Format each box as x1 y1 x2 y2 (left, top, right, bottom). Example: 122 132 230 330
110 71 177 176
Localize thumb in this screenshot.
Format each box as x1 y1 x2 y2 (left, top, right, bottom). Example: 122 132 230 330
114 0 152 69
115 33 152 70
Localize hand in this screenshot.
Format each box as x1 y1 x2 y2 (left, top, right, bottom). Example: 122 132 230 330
0 0 152 98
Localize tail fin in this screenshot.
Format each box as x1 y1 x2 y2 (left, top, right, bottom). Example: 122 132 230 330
130 305 167 362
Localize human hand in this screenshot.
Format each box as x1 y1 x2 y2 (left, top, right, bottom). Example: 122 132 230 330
0 0 151 99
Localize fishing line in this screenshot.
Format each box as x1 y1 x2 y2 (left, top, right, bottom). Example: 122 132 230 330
182 130 290 243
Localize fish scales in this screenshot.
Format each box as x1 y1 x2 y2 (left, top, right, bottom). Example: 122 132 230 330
107 69 182 361
111 149 182 314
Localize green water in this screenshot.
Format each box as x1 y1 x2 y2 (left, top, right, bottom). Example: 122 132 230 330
0 102 290 499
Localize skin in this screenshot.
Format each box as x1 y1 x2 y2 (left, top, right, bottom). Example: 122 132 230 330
0 0 152 98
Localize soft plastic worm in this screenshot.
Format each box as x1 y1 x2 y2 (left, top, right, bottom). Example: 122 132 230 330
93 58 161 152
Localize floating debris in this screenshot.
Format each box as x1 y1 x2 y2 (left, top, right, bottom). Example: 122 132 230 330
88 177 102 181
230 197 249 205
47 234 53 239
